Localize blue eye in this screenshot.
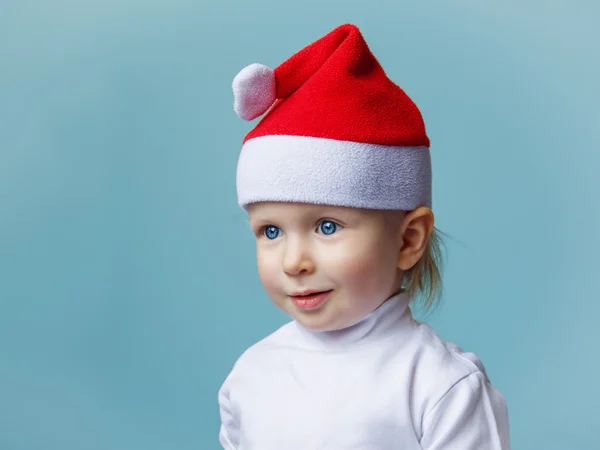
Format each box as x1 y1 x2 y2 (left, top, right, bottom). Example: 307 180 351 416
319 220 337 235
264 225 280 240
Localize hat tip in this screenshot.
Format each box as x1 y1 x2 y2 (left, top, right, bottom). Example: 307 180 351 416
232 63 276 121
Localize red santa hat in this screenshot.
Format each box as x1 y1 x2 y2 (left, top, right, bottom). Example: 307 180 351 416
232 23 432 211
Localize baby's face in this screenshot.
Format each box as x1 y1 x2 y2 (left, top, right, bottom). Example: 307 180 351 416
247 202 405 332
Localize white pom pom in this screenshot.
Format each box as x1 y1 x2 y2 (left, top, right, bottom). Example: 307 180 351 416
232 63 276 121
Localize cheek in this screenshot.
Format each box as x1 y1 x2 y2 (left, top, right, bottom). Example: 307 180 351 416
326 237 397 286
256 248 280 291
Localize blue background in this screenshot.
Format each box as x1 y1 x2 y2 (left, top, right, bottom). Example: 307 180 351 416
1 1 598 449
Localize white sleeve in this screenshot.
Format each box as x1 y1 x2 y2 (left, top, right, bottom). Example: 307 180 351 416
218 381 240 450
420 371 510 450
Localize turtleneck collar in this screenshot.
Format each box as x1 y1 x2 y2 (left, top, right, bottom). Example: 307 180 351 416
292 292 415 351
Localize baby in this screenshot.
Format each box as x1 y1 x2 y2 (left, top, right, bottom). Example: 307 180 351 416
219 23 510 449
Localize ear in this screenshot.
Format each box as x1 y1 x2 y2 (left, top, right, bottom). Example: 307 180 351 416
397 207 435 271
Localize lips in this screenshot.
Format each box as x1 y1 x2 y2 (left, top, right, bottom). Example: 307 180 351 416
290 289 331 297
289 289 333 311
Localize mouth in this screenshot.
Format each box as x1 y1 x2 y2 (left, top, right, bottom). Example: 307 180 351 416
290 289 331 297
289 289 333 311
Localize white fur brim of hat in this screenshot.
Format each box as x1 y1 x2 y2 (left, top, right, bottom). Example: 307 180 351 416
236 134 432 211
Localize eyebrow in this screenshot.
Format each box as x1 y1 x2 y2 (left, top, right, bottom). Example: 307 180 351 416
247 212 273 223
247 215 279 231
250 207 357 228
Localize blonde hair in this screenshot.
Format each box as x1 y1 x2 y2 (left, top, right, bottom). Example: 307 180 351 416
400 225 450 317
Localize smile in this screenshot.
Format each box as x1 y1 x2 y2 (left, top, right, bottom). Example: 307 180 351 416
289 290 333 311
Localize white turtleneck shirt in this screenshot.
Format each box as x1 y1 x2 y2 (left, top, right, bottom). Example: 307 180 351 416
218 293 510 449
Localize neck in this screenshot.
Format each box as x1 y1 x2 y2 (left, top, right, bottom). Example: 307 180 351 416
293 291 414 350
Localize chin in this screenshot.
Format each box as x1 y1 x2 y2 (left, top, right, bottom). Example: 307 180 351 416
294 313 348 332
297 319 335 332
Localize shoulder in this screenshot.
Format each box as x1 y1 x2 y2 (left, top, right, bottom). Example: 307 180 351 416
414 322 489 378
220 320 296 386
405 322 494 412
409 324 510 447
240 320 297 362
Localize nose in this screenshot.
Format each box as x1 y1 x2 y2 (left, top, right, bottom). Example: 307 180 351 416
282 236 315 276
